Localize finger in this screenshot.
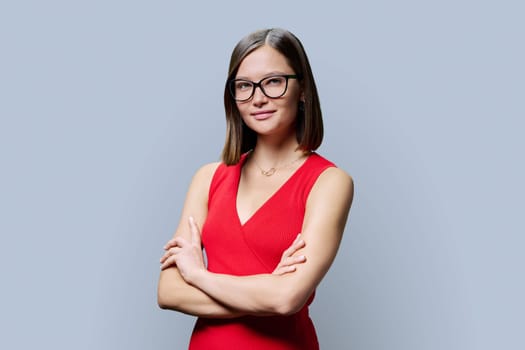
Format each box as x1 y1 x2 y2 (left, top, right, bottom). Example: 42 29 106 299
160 252 169 263
163 239 178 250
289 238 305 256
160 246 183 263
292 237 305 251
281 255 306 267
272 254 306 274
173 236 187 247
164 234 187 249
188 216 202 246
282 234 302 256
273 265 297 275
160 247 175 263
281 246 293 259
160 255 177 270
160 253 174 269
281 235 305 259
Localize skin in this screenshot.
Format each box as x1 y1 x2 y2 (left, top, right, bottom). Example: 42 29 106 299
157 45 354 317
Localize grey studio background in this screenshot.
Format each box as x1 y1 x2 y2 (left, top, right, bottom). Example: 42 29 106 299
0 1 523 349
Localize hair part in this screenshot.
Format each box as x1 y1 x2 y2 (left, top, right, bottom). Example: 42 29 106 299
221 28 323 165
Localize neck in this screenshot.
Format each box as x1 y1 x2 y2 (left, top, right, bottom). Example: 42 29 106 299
250 134 307 170
255 132 295 152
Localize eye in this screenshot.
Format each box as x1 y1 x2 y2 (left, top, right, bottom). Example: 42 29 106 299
264 76 285 86
235 81 252 91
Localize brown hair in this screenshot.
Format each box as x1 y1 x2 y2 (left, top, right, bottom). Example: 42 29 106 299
221 28 323 165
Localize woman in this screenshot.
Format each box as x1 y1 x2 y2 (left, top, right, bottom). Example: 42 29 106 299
158 28 354 349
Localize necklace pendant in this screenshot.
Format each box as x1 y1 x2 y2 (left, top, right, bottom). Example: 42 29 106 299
261 168 276 176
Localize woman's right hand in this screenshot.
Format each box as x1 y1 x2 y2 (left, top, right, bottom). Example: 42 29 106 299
272 234 307 275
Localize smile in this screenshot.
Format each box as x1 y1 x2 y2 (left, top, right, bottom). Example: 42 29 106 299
251 110 276 120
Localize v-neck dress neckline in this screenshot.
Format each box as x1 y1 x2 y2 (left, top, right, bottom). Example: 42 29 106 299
234 152 313 227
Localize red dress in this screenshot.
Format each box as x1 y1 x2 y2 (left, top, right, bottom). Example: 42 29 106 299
189 153 335 350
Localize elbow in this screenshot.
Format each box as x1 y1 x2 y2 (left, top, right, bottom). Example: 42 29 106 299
157 277 181 311
157 291 170 310
273 288 309 316
158 286 183 311
157 286 171 310
276 304 302 317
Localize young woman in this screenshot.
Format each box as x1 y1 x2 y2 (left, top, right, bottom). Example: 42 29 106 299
158 28 354 349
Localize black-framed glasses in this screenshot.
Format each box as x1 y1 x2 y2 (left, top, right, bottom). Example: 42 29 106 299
229 74 301 102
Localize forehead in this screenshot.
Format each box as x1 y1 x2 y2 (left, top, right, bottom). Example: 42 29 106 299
236 45 293 79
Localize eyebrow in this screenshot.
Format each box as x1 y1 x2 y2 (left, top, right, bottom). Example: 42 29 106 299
234 71 292 80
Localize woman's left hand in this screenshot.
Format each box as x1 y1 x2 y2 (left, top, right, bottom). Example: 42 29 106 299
160 217 206 284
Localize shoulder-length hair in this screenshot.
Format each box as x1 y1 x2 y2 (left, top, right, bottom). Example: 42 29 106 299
221 28 323 165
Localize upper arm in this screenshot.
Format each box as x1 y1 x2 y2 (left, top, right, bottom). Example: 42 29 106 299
171 162 221 240
280 167 354 312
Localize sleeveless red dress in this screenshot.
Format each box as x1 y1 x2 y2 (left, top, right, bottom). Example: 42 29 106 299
189 152 335 350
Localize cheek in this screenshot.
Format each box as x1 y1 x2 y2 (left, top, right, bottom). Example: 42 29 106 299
284 88 301 112
281 98 300 117
235 102 249 117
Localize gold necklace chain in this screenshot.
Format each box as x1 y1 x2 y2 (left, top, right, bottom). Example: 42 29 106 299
250 150 310 177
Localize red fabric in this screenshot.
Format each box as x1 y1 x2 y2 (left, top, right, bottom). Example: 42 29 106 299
189 153 335 350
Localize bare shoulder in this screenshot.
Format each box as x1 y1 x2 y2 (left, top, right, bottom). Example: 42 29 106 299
191 161 222 185
306 166 354 215
187 161 222 203
182 161 223 208
318 167 353 185
312 167 354 199
174 161 222 237
304 166 354 235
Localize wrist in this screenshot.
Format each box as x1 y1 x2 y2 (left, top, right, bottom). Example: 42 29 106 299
188 267 208 288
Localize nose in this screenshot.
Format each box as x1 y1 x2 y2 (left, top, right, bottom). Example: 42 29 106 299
251 85 268 105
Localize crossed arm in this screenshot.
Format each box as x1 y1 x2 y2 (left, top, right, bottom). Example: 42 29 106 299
157 163 354 318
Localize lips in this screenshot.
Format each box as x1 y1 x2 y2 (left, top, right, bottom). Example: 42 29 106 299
251 110 276 120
